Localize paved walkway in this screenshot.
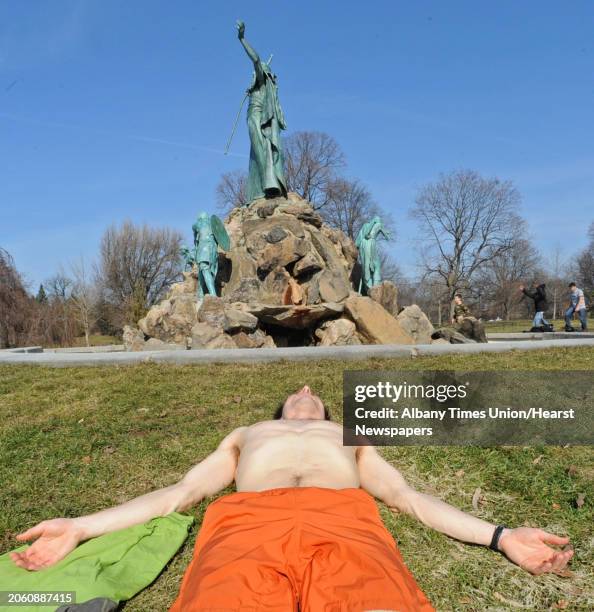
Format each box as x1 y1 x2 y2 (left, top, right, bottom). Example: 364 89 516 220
488 331 594 341
1 338 593 367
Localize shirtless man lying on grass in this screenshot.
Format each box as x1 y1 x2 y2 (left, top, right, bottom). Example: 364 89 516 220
11 386 573 611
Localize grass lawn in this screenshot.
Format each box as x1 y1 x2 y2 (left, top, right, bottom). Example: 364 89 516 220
1 347 592 611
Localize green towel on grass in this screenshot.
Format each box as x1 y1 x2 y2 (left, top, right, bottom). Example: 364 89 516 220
0 513 194 612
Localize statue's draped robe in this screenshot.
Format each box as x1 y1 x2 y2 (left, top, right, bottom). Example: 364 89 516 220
246 63 287 202
355 221 382 292
192 219 218 278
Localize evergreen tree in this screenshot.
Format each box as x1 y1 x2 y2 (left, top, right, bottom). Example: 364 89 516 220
36 283 48 304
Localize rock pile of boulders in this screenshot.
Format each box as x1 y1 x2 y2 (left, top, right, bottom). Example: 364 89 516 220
123 194 444 351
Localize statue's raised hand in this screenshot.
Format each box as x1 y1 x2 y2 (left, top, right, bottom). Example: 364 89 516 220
236 20 245 39
10 518 84 571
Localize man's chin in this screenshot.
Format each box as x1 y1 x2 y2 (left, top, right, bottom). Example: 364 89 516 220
285 410 324 421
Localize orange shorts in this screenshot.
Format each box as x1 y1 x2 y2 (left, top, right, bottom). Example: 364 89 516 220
170 487 434 612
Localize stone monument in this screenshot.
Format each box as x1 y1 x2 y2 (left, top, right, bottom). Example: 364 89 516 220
124 193 442 351
121 22 457 351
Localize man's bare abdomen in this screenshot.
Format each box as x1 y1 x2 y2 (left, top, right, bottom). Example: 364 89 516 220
234 420 360 491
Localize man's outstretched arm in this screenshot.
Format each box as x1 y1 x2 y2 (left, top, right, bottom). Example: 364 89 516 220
358 446 573 575
10 427 245 571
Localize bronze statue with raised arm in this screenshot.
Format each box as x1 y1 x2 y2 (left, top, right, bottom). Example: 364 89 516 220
236 20 287 203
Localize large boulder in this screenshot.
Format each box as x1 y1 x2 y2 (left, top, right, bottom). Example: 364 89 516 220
315 318 360 346
256 232 310 274
198 295 227 329
344 296 415 345
190 321 251 350
246 302 344 329
123 325 145 351
223 277 261 304
224 307 259 333
190 322 221 348
368 281 398 317
206 334 237 350
431 327 477 344
316 269 351 303
167 271 197 298
220 195 356 307
221 248 259 303
130 194 434 351
138 293 197 344
457 318 488 343
261 267 293 304
293 251 323 277
396 305 434 344
233 329 276 349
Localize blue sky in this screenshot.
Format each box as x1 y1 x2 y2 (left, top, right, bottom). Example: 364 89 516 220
1 1 593 291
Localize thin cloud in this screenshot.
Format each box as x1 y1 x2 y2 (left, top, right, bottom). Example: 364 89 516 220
0 111 248 158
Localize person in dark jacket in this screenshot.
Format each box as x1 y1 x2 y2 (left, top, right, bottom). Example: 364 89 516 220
519 282 550 329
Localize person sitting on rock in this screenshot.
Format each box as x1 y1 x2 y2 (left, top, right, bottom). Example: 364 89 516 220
451 293 472 324
451 294 488 343
10 387 572 611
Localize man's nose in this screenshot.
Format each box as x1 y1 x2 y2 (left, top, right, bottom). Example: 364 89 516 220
299 385 312 395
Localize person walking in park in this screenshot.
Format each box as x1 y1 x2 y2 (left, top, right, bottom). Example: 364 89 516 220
565 282 588 331
519 282 550 330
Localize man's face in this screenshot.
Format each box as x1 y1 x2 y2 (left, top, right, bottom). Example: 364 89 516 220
282 386 325 420
454 296 462 305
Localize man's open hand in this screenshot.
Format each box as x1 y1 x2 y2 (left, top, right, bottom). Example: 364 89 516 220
10 518 83 571
499 527 573 575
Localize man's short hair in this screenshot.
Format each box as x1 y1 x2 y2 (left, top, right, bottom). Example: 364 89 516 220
569 282 577 288
273 402 332 421
454 293 463 299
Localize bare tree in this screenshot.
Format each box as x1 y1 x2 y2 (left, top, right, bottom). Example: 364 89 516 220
476 236 539 320
216 169 248 213
321 178 393 241
96 221 183 327
284 131 345 209
0 247 32 348
575 221 594 305
379 250 403 285
45 270 77 344
71 257 97 347
411 169 523 318
402 274 449 325
46 273 73 301
545 244 568 319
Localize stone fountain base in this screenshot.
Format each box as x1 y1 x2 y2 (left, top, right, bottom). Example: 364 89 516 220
123 194 436 351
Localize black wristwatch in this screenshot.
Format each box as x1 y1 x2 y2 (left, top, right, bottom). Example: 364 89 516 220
489 525 507 552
